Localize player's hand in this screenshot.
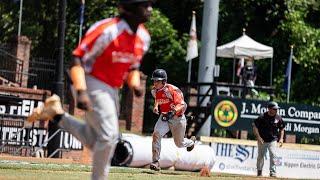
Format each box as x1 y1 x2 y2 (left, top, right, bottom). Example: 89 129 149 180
257 137 264 144
153 106 159 115
133 87 143 97
278 138 284 147
77 90 93 111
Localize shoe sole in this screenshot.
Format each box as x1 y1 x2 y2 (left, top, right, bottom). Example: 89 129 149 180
187 136 196 152
27 94 63 122
150 165 160 171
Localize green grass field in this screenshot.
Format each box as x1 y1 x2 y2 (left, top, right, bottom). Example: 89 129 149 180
0 159 274 180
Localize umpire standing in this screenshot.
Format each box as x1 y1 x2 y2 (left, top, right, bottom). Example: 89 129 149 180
252 101 285 177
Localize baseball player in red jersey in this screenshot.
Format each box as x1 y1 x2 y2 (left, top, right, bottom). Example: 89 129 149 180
150 69 196 171
27 0 153 179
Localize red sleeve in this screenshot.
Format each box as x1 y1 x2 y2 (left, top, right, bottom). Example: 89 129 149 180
171 88 185 105
72 31 100 57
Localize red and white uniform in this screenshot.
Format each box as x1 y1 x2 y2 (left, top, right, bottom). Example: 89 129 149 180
151 84 187 116
73 17 150 88
151 84 194 163
62 17 150 180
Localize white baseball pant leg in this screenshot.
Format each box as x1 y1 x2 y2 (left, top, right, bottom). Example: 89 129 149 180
169 115 194 148
256 141 277 176
59 75 119 180
152 114 194 162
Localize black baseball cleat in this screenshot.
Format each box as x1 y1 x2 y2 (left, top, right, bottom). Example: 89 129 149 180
257 170 262 176
150 161 161 171
270 173 276 177
187 136 196 152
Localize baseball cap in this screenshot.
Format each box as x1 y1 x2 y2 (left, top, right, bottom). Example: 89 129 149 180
267 101 280 109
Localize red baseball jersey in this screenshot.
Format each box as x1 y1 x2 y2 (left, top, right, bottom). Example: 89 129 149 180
73 17 150 88
151 84 187 116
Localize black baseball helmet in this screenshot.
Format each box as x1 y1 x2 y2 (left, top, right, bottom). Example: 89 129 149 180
119 0 153 4
151 69 167 81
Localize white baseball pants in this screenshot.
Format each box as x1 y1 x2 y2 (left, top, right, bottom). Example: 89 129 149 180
59 75 119 180
152 114 194 162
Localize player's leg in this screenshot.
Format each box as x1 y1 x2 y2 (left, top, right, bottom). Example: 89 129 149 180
85 75 119 180
257 142 267 176
169 115 195 151
27 94 97 148
58 113 97 149
268 141 277 177
151 114 170 171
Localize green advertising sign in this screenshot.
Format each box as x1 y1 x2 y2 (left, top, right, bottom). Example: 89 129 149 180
211 97 320 135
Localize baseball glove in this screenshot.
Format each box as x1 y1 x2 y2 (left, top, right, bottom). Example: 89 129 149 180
160 110 175 121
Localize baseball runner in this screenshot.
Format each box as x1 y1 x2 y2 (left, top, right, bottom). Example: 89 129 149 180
27 0 153 179
150 69 196 171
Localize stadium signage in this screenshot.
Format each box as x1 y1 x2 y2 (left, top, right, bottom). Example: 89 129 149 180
0 99 43 117
211 142 320 179
211 97 320 135
0 126 82 150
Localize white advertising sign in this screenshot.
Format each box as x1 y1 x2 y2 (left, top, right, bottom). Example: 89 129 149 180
0 99 43 117
211 142 320 179
1 127 82 150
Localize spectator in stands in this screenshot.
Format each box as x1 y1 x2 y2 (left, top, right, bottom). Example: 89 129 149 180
252 101 285 177
240 57 258 97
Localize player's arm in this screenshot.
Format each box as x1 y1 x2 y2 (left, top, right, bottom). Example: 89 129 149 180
69 57 92 111
171 89 187 114
172 104 185 114
70 57 87 91
279 128 284 147
127 68 143 97
153 99 159 115
278 118 286 147
252 122 264 144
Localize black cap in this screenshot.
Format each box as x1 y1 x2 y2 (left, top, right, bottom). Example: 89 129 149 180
267 101 280 109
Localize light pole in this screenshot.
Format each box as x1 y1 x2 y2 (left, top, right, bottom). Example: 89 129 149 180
78 0 85 44
197 0 220 136
18 0 23 36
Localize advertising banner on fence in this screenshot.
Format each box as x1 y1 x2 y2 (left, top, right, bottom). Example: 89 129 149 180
0 97 83 151
211 142 320 179
211 96 320 135
0 126 82 150
0 98 43 117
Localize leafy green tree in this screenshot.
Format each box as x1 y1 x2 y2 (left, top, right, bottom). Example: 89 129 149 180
280 0 320 105
1 0 320 105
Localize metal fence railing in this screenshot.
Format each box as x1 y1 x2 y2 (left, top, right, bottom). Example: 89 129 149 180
0 48 24 86
28 57 56 90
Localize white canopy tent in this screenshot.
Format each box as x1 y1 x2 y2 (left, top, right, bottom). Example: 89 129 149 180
216 31 274 85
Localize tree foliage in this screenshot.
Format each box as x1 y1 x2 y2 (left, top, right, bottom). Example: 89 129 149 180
0 0 320 105
280 0 320 104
